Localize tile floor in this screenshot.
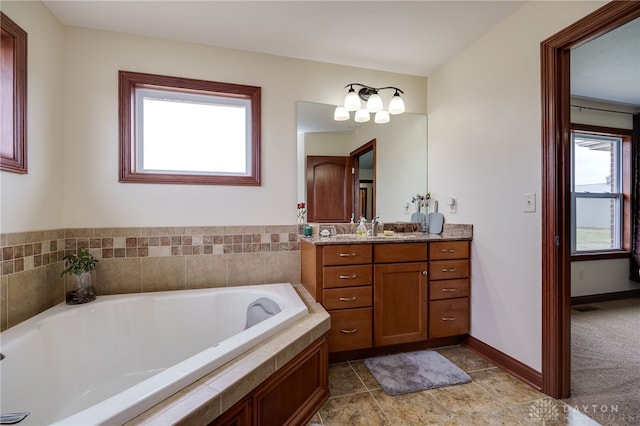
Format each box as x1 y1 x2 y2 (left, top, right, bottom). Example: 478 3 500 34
308 345 602 425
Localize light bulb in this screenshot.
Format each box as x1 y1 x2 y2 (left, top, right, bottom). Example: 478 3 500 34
388 92 405 115
344 87 361 111
354 108 370 123
366 92 383 113
374 110 390 124
334 106 349 121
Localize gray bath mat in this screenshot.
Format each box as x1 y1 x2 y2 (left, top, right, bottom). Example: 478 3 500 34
364 350 471 395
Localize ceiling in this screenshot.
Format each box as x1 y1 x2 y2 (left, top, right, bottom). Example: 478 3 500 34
42 0 525 77
571 17 640 109
42 1 639 110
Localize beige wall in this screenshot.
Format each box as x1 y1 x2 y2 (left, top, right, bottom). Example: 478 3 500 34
0 1 65 233
58 27 427 230
1 2 427 232
427 1 607 371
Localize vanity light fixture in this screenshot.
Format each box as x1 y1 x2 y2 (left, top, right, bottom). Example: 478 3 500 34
334 83 405 124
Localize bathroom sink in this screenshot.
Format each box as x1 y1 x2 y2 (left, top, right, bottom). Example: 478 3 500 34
329 233 421 240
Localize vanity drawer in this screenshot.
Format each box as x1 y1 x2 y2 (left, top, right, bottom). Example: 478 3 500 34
323 265 372 288
429 298 470 338
323 286 372 310
429 241 470 260
328 308 372 352
323 244 372 266
374 242 427 263
429 259 470 280
429 278 470 300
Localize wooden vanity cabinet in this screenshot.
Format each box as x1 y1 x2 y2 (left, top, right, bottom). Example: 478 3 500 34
300 238 471 355
373 243 428 346
428 241 470 338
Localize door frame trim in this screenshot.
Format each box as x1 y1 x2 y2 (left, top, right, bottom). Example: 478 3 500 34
540 0 640 398
350 139 376 220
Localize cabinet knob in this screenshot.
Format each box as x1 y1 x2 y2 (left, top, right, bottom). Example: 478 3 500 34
339 253 357 257
339 274 357 279
340 328 358 334
441 317 457 321
422 270 428 275
339 296 357 302
442 268 457 272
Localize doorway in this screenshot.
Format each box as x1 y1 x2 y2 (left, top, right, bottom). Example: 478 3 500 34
351 139 376 222
541 1 640 399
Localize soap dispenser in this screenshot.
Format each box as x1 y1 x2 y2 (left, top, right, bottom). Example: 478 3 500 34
356 217 367 238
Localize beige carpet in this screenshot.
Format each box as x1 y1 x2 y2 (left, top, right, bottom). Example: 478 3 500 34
565 298 640 426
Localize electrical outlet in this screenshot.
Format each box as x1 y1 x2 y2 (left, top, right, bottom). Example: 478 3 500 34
447 197 457 214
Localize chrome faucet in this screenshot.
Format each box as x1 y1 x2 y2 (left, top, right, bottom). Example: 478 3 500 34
371 216 381 236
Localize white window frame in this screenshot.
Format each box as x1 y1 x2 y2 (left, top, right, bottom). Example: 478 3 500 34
134 88 252 176
570 131 623 253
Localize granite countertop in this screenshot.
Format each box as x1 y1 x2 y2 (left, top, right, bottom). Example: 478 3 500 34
300 223 472 246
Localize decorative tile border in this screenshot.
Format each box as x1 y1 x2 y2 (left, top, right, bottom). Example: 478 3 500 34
0 226 299 277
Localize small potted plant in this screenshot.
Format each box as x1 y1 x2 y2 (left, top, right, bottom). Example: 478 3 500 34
61 248 98 304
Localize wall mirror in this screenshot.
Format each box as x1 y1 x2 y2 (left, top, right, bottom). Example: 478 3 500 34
297 101 427 223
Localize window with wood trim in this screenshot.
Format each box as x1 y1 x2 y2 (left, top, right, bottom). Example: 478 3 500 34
119 71 261 185
1 12 27 174
571 124 632 258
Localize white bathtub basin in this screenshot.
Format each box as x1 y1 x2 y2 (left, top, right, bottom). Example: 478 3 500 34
0 283 308 425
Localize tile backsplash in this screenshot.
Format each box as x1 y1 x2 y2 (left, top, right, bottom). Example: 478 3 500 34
0 225 300 331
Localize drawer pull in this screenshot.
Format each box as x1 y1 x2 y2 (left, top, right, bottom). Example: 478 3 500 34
339 296 357 302
340 328 358 334
339 274 358 279
441 317 457 321
442 288 457 292
339 253 357 257
442 267 457 272
442 249 457 253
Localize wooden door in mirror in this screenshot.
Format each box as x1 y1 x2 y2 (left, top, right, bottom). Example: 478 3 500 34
306 156 353 222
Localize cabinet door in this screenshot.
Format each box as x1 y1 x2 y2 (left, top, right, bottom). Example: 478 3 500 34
322 265 372 288
329 308 372 352
373 262 428 346
429 298 470 338
429 241 470 260
323 244 372 266
323 286 372 310
429 259 470 280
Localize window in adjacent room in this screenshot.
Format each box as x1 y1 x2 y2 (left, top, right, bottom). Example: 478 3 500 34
571 125 631 257
1 12 27 174
119 71 261 185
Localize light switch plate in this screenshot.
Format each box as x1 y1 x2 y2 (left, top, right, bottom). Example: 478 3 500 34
523 192 536 212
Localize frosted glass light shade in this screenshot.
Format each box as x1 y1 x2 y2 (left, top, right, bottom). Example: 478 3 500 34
374 110 390 124
366 93 383 113
388 94 405 114
344 90 361 111
334 106 349 121
354 108 370 123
